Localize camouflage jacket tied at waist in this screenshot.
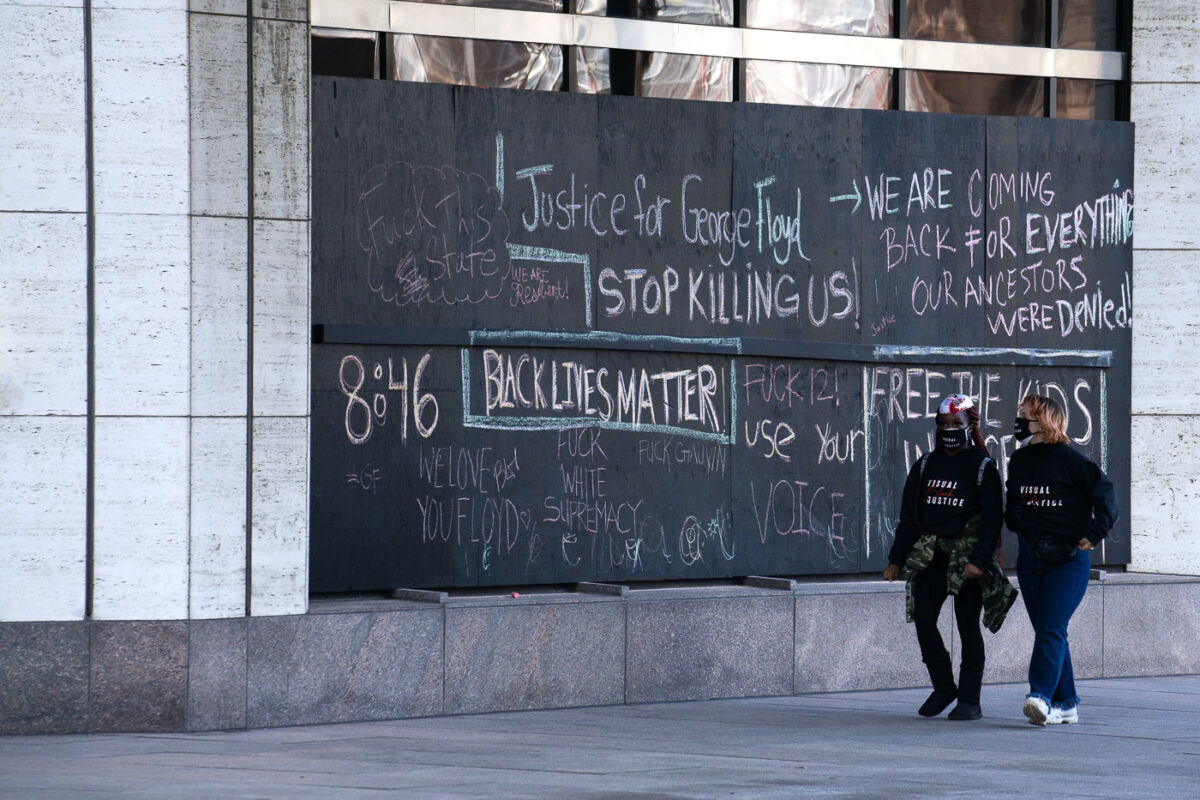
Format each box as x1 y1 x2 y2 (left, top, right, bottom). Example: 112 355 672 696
904 522 1019 634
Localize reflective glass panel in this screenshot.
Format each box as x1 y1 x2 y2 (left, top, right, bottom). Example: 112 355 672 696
574 0 732 98
745 0 891 36
905 0 1045 46
386 0 564 89
746 61 892 109
576 0 732 25
574 47 610 94
1058 0 1119 50
644 0 732 25
905 71 1044 116
576 49 734 99
1056 78 1117 120
640 53 732 100
390 36 564 90
575 49 733 100
432 0 561 10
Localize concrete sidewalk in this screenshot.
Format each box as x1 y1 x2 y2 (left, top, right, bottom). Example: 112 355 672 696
2 676 1197 799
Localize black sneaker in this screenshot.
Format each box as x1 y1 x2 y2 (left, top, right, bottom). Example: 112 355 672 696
947 702 982 720
918 688 958 717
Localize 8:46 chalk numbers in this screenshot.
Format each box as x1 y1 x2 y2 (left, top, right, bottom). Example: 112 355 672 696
339 352 439 445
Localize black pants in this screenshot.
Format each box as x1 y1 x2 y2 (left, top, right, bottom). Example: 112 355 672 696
911 547 985 704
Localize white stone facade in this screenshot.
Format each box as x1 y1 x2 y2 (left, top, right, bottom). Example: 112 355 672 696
0 0 309 621
0 2 1193 623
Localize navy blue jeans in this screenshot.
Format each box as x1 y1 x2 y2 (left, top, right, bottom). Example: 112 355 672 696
1016 538 1091 709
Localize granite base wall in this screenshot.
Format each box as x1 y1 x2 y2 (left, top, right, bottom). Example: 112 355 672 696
2 573 1198 734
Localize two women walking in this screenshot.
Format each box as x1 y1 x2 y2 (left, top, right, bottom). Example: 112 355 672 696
884 393 1118 725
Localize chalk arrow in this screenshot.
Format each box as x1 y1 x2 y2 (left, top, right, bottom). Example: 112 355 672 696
829 180 862 215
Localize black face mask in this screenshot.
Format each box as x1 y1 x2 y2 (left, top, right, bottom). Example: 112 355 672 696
1013 417 1034 441
939 428 969 449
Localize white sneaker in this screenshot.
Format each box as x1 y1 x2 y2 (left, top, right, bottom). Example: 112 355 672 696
1023 696 1050 726
1047 706 1079 725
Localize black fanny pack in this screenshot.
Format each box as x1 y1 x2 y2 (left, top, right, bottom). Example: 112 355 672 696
1030 534 1076 565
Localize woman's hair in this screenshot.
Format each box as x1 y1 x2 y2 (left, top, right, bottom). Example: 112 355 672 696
965 406 990 456
1021 394 1070 444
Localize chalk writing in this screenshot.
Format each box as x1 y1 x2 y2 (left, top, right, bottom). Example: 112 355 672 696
471 348 729 439
338 353 439 445
358 162 509 307
310 79 1133 591
679 509 735 565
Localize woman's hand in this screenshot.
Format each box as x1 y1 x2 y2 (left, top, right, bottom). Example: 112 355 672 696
1078 538 1094 551
882 564 901 582
963 563 984 580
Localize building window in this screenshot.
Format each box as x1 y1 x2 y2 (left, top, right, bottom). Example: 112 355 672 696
743 0 892 109
906 71 1044 116
745 0 891 37
746 62 892 110
390 0 565 90
575 0 734 100
313 30 380 79
1056 78 1117 120
905 0 1045 47
388 36 564 89
311 0 1127 119
1058 0 1120 50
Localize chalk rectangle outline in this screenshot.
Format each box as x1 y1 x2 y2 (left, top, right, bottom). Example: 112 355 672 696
505 243 593 328
459 346 738 444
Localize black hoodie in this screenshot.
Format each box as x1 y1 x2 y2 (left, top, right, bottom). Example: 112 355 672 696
1004 442 1118 545
888 446 1003 570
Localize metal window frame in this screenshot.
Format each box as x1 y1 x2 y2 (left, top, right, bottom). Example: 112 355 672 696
312 0 1125 81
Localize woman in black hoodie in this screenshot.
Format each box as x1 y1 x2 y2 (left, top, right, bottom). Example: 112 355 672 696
1007 394 1118 727
883 394 1010 721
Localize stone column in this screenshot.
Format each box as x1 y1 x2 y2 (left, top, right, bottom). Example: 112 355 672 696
1130 1 1200 576
0 2 89 622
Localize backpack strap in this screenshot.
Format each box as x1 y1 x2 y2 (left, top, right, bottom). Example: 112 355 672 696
912 453 931 533
976 456 992 487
